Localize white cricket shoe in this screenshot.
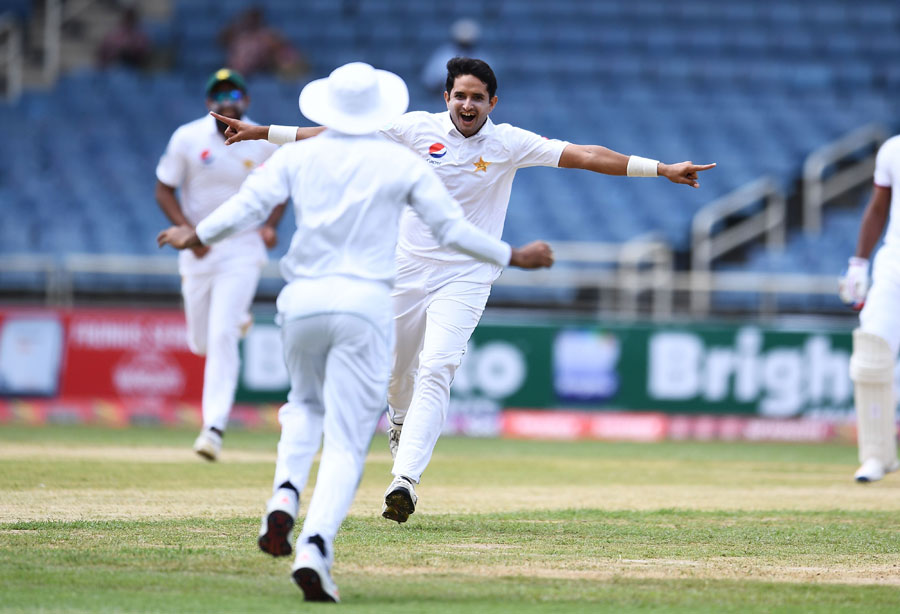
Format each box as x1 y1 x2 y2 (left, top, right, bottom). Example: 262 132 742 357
854 457 900 483
388 423 402 460
192 429 222 461
291 537 340 603
382 475 417 524
258 487 299 557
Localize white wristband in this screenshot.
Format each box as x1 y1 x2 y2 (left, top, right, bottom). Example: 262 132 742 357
627 155 659 177
267 124 299 145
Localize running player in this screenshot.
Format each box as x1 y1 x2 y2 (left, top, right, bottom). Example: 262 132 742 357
155 68 286 460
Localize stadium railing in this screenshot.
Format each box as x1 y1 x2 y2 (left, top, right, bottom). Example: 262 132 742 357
40 0 112 86
1 237 675 316
802 122 886 235
1 238 847 319
690 176 787 313
0 13 23 102
495 235 675 319
676 270 841 318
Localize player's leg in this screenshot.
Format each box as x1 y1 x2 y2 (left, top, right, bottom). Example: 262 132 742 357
181 272 212 355
199 263 262 439
853 263 900 482
386 281 490 513
259 315 328 558
385 263 428 457
294 312 391 602
180 273 219 458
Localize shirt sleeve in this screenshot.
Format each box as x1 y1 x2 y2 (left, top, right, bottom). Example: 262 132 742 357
873 139 897 188
196 146 293 245
156 129 187 187
407 160 511 267
379 113 412 147
507 125 569 169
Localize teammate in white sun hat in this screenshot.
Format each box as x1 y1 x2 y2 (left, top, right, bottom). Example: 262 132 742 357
158 61 553 602
839 133 900 483
214 56 716 523
155 68 286 461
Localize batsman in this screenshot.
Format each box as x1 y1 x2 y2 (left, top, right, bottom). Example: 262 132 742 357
839 132 900 483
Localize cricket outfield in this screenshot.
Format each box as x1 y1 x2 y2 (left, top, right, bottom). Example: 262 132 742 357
1 425 898 613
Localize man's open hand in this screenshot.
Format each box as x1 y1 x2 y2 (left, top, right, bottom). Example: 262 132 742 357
509 240 554 269
157 225 202 250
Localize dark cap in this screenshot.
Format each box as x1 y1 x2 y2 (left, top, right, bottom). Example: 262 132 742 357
205 68 248 96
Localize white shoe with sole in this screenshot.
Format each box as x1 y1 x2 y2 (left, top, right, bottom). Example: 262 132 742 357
258 487 299 557
382 475 417 524
854 457 900 483
291 538 340 603
192 429 222 461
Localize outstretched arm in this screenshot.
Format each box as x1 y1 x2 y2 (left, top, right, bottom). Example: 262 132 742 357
408 165 553 269
210 111 324 146
558 144 716 188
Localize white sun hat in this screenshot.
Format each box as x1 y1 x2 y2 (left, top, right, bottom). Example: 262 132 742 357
299 62 409 135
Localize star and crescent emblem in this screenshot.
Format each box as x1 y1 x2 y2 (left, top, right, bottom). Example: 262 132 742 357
473 157 491 172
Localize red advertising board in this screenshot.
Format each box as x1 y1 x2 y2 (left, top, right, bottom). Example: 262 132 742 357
58 309 205 401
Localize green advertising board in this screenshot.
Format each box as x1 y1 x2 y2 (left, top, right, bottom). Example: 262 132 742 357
236 316 858 418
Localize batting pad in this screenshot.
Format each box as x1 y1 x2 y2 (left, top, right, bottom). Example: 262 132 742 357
849 329 898 466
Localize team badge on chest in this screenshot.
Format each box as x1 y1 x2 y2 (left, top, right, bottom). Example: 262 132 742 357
473 156 491 172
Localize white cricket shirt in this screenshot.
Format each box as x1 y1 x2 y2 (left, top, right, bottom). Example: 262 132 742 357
874 135 900 249
195 130 511 286
156 114 278 274
381 111 568 276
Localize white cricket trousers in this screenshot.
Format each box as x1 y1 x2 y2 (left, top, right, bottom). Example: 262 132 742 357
182 262 261 432
860 245 900 356
271 277 393 550
387 257 492 483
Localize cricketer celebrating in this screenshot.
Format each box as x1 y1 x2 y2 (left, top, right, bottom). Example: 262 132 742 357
839 133 900 483
214 57 715 523
155 68 285 461
158 62 553 601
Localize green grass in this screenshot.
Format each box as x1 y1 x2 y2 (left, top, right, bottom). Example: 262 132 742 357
1 425 899 613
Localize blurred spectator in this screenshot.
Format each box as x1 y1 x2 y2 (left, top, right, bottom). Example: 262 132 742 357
97 6 151 69
219 6 308 79
420 19 488 93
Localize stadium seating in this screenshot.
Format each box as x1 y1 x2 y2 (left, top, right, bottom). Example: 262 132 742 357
2 0 899 308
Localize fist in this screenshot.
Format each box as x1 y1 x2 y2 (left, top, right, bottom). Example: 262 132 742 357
509 240 554 269
259 225 277 249
838 257 869 310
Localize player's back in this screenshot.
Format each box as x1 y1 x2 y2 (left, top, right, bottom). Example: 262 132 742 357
276 130 431 285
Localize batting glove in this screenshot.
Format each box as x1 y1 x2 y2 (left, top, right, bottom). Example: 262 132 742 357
838 257 869 310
